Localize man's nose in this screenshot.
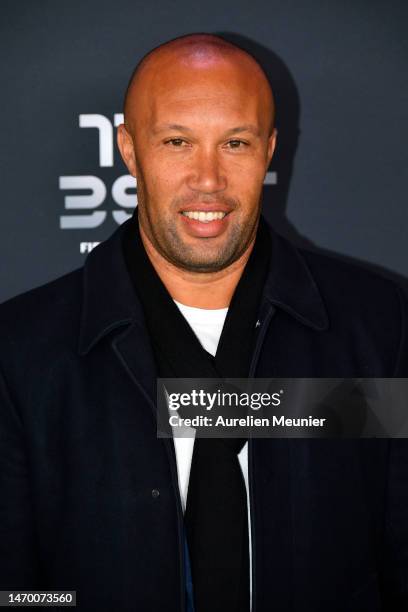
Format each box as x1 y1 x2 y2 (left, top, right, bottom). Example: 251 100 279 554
186 148 227 193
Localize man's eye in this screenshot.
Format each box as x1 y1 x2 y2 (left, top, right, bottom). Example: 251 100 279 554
226 140 248 149
164 138 187 147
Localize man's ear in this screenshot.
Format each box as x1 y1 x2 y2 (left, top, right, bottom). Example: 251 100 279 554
266 128 277 167
117 124 137 177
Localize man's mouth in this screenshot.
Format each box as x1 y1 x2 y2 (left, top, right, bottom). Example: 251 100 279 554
181 211 228 223
178 207 232 238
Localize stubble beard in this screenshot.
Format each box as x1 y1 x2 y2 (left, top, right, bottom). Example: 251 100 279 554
136 180 260 273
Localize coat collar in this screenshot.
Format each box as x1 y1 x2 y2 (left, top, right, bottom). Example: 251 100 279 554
78 216 328 356
263 230 329 331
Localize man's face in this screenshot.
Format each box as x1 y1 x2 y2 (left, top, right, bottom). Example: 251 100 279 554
118 52 276 272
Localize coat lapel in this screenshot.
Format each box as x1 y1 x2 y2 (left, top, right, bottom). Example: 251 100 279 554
78 219 159 411
112 320 158 413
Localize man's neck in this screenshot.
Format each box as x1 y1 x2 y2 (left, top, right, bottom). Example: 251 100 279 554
139 227 255 309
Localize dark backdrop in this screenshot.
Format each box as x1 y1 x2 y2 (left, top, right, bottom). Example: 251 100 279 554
0 0 406 303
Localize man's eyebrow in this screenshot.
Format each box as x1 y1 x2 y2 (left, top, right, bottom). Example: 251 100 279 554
151 124 261 137
152 124 193 135
224 125 261 137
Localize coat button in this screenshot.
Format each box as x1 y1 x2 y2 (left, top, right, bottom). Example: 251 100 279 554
151 488 160 499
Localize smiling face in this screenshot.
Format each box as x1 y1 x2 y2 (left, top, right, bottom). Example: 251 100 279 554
118 37 276 273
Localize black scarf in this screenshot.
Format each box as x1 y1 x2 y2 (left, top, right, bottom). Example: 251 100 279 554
122 210 271 612
122 211 271 379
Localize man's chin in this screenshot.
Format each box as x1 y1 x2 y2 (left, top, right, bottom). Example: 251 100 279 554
166 244 242 274
153 219 251 273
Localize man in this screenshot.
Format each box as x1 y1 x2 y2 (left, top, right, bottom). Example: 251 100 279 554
0 32 407 612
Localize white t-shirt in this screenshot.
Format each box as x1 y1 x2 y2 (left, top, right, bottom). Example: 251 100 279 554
172 299 252 605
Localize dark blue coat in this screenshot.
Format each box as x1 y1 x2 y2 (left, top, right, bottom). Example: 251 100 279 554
0 218 407 611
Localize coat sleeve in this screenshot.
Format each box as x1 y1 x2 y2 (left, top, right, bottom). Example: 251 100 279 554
381 286 408 609
0 362 41 588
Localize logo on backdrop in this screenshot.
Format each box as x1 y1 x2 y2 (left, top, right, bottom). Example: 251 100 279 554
59 113 277 252
59 113 136 233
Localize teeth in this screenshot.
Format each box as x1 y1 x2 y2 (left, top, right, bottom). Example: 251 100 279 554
182 211 227 222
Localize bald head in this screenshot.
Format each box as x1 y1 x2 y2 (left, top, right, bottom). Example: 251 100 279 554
117 33 277 276
123 33 275 135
